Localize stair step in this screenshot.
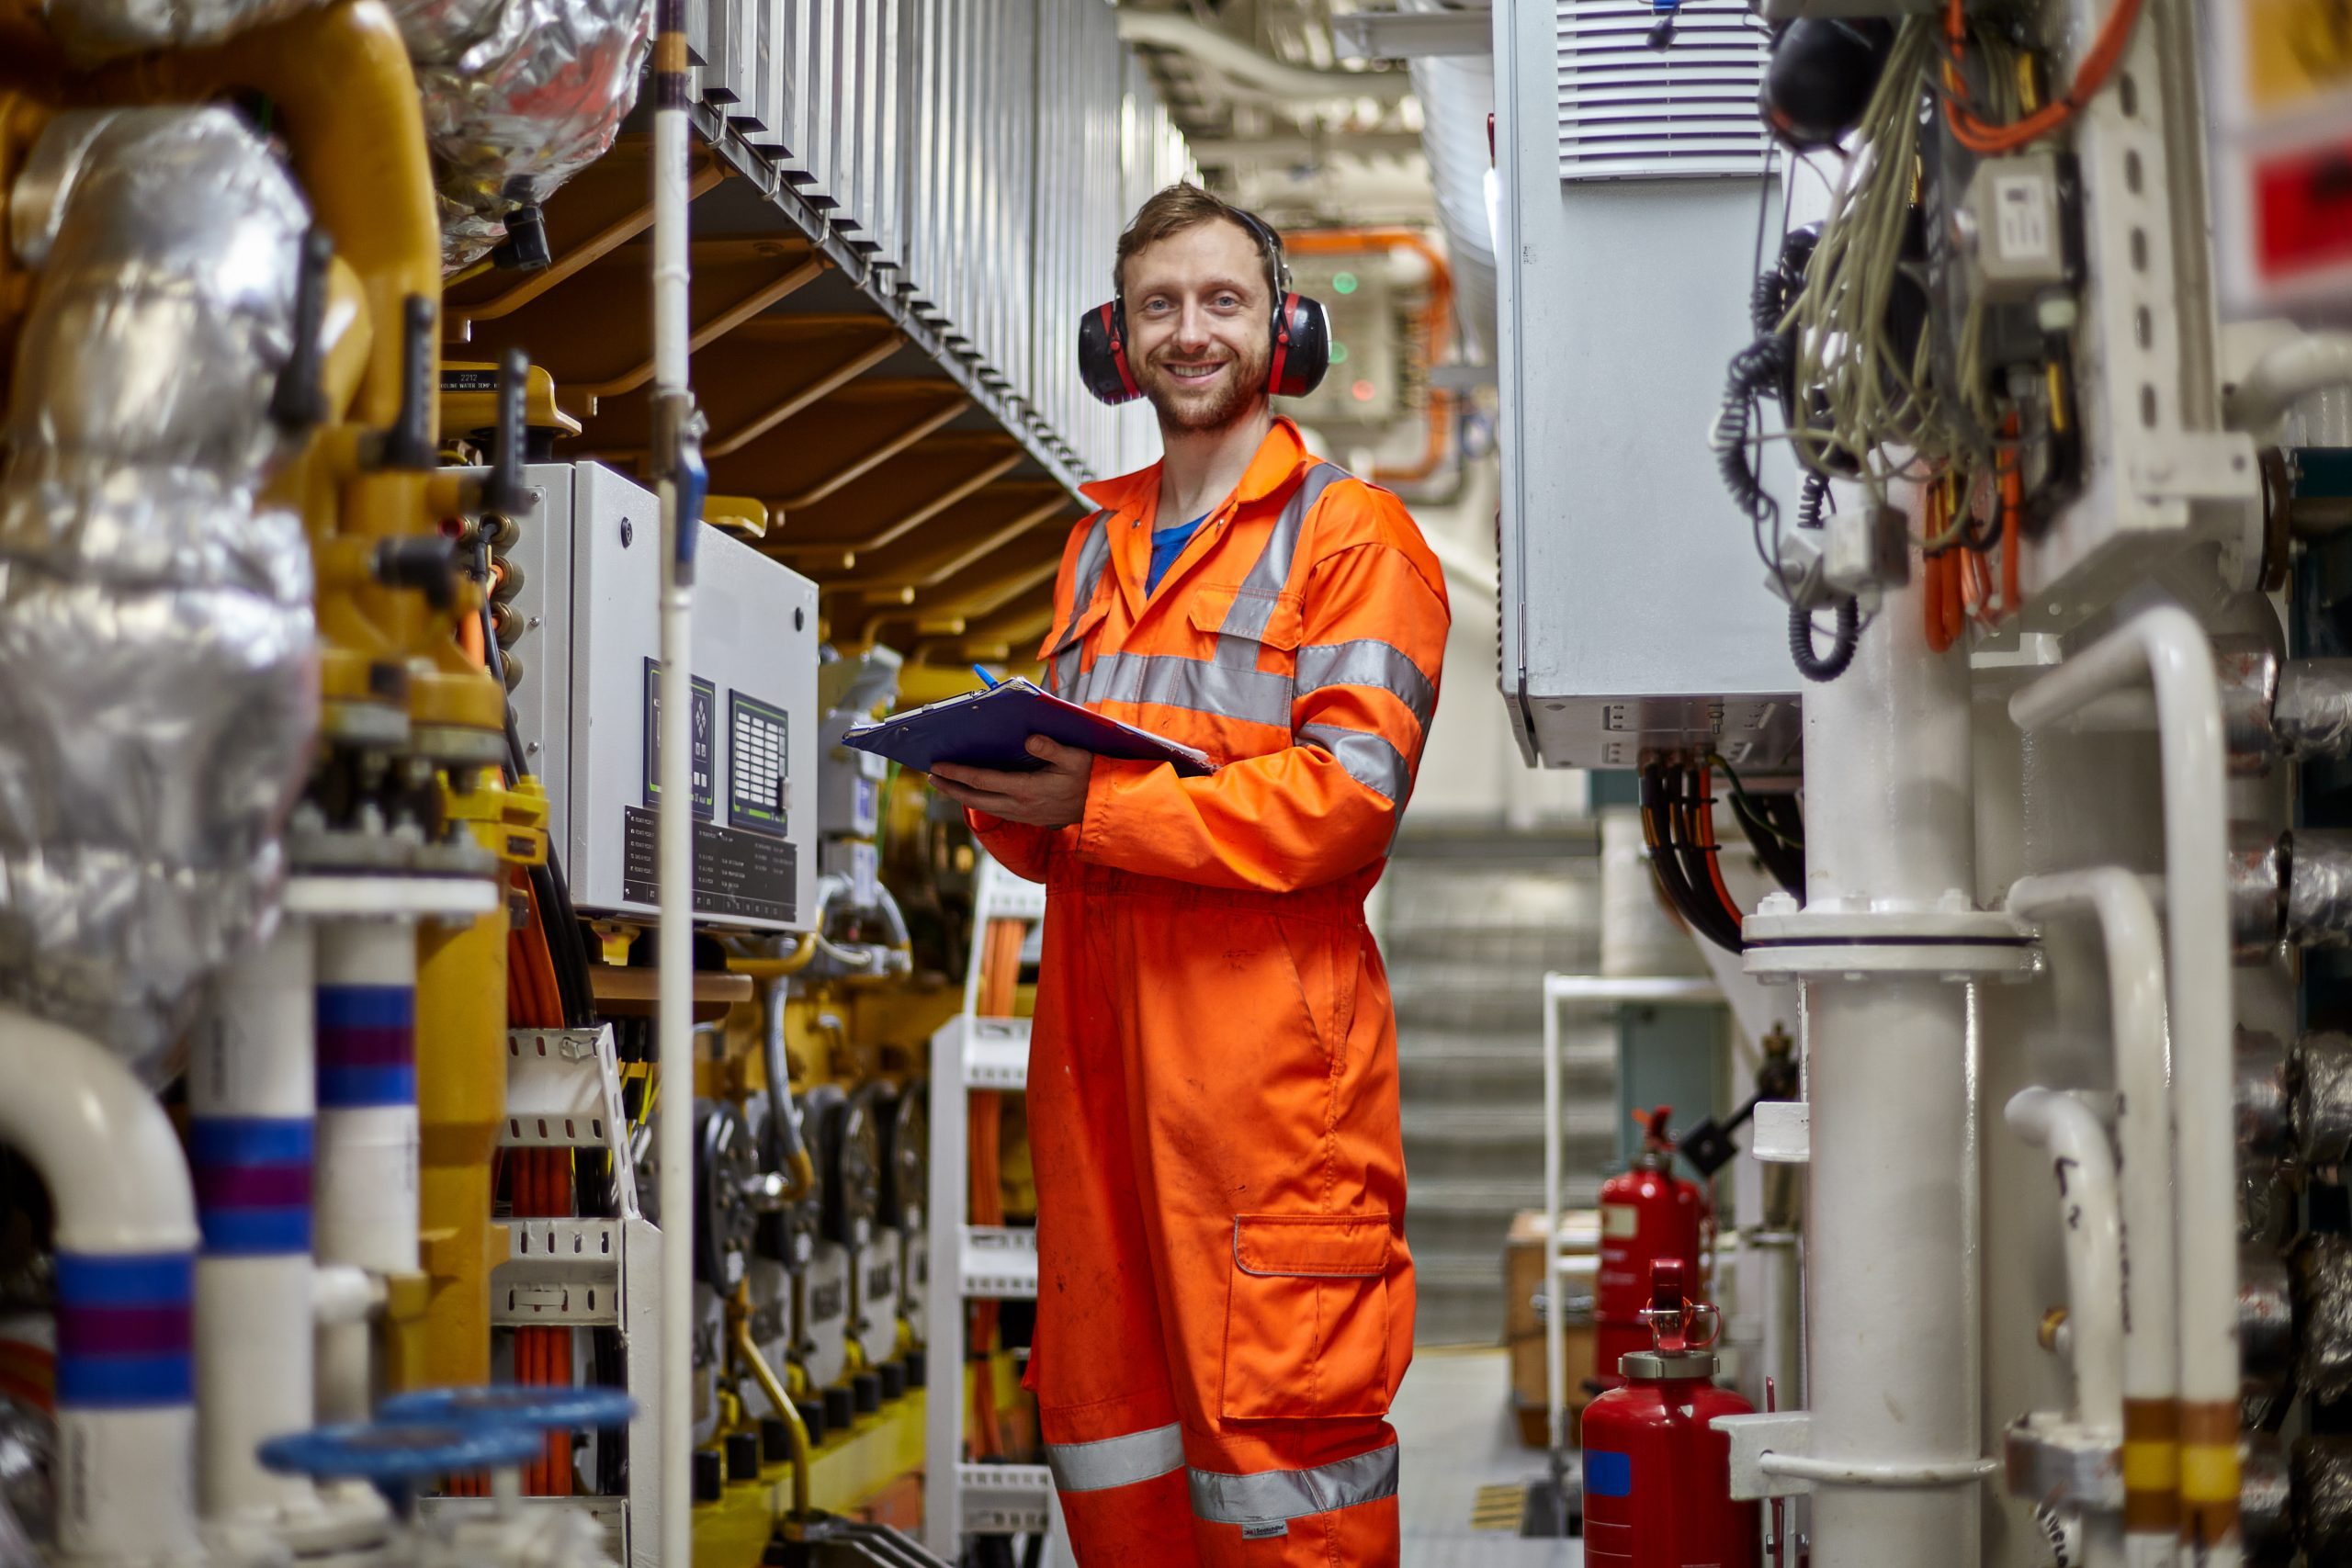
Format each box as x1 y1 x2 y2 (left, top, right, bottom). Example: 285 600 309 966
1401 1102 1620 1143
1407 1176 1560 1215
1410 1253 1508 1291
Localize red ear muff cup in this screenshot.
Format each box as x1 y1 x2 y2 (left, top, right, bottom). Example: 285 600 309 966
1270 294 1330 399
1077 301 1143 405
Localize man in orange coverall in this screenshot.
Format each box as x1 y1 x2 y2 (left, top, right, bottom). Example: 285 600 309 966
928 184 1449 1566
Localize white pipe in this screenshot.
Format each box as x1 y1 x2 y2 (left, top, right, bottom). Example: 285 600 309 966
2004 1089 2126 1432
311 1265 378 1425
2006 870 2177 1563
191 919 322 1525
1543 976 1565 1453
0 1005 200 1565
2222 331 2352 434
2011 606 2240 1562
652 14 697 1562
311 919 420 1277
1114 11 1413 105
1795 566 1983 1568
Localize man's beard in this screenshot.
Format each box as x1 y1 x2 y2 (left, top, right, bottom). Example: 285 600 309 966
1138 343 1270 433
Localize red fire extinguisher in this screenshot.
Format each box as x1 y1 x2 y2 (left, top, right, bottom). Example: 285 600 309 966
1581 1258 1758 1568
1595 1105 1709 1392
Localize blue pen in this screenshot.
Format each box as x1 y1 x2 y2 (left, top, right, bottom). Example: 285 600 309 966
972 663 1001 689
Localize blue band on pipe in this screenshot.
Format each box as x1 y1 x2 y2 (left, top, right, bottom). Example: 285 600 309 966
190 1117 313 1166
54 1253 194 1409
199 1206 312 1255
317 1064 416 1110
315 986 414 1030
55 1253 192 1309
1584 1450 1633 1499
56 1351 194 1407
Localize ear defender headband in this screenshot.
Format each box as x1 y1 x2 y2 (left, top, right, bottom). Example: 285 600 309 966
1078 208 1331 407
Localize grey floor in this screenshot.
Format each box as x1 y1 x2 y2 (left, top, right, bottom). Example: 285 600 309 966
1394 1347 1583 1567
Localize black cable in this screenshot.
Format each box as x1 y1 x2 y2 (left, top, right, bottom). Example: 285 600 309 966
1642 765 1742 953
498 665 597 1030
1717 337 1790 536
1732 793 1805 897
1759 795 1808 890
1790 596 1861 683
1636 767 1707 928
1673 767 1747 943
1795 468 1830 530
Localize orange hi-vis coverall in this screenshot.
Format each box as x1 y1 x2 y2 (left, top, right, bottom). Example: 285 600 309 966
969 419 1450 1565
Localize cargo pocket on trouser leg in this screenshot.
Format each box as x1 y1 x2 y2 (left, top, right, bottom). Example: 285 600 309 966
1221 1213 1395 1422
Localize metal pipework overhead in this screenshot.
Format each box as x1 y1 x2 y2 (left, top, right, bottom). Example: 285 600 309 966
1115 8 1410 107
388 0 653 271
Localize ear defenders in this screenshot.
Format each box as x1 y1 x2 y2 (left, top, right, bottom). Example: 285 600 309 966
1078 209 1330 406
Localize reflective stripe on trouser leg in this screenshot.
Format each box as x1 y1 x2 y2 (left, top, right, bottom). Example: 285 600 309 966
1189 1442 1400 1527
1046 1422 1185 1493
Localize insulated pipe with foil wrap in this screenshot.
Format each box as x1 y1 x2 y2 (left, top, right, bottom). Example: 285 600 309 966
37 0 321 66
0 1006 201 1565
388 0 653 270
0 106 315 1079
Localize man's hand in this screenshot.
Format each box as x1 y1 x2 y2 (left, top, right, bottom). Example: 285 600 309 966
932 737 1096 828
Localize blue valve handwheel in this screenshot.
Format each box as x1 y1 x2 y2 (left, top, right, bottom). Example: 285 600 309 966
256 1420 540 1482
379 1384 638 1430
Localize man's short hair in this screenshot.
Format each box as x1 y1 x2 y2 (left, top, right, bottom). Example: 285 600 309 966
1114 183 1281 305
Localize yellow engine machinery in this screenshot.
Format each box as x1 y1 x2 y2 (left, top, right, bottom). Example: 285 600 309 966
0 2 1047 1563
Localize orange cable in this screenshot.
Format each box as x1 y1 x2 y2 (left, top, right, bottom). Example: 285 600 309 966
1940 0 2146 155
1693 768 1742 926
1998 421 2023 621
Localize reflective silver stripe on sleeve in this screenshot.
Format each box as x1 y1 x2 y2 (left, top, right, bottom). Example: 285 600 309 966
1297 723 1411 805
1048 511 1114 696
1045 1423 1186 1495
1084 651 1292 728
1294 640 1435 732
1215 463 1349 663
1189 1442 1399 1525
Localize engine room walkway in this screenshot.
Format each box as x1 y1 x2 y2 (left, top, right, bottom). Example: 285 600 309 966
1396 1347 1581 1566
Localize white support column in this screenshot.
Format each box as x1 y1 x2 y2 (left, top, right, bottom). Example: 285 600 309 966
1746 571 2023 1568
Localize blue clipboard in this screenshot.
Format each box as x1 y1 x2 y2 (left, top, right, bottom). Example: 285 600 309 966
842 677 1216 778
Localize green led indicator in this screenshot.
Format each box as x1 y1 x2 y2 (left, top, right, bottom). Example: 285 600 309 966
1329 342 1350 366
1332 271 1359 295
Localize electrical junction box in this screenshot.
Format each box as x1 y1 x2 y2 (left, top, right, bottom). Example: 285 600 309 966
503 461 819 932
1960 152 2068 304
1492 0 1801 772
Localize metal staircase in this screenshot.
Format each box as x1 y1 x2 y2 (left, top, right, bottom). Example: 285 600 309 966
1381 845 1612 1348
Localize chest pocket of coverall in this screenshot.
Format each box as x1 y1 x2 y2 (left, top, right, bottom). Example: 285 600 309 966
1039 597 1111 697
1187 587 1306 662
1224 1213 1393 1421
